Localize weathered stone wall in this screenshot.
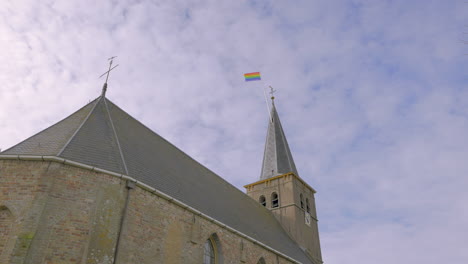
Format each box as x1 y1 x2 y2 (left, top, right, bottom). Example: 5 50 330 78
0 160 54 264
0 159 126 264
292 177 322 261
116 184 294 264
0 159 299 264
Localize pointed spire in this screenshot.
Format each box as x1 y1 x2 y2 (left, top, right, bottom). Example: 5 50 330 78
260 101 298 180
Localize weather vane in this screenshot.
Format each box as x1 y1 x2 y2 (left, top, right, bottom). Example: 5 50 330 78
269 86 276 101
99 56 119 96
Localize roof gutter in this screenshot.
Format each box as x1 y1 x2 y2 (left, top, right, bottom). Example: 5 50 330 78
0 155 305 264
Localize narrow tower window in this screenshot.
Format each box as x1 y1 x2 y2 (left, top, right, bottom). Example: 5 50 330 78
306 198 310 213
259 195 266 207
300 193 304 209
271 192 279 208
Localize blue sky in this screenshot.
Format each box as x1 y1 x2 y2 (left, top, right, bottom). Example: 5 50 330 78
1 0 467 263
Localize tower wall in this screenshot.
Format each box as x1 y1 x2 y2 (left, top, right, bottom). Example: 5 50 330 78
245 173 322 263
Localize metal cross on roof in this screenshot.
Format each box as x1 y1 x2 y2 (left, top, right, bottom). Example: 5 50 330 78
99 56 119 97
100 56 119 83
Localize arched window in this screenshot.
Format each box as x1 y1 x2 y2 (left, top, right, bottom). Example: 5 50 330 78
271 192 279 208
257 257 266 264
259 196 266 207
300 193 304 209
306 198 310 213
203 238 215 264
203 234 223 264
0 205 14 261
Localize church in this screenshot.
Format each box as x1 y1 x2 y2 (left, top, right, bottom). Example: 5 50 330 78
0 81 323 263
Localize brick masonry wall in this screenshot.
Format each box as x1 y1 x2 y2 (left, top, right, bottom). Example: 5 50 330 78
0 160 53 264
0 159 299 264
0 160 126 264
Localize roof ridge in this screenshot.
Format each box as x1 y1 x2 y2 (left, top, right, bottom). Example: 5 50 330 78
103 97 129 175
57 97 101 156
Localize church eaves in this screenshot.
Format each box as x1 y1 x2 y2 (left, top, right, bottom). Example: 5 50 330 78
260 101 299 180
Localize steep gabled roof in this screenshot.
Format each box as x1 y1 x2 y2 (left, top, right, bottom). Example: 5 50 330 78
2 95 313 264
260 102 299 180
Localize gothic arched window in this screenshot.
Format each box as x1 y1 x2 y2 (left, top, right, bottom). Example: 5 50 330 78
306 198 310 213
203 238 216 264
300 193 304 209
271 192 279 208
257 257 266 264
203 234 223 264
0 205 14 259
259 195 266 207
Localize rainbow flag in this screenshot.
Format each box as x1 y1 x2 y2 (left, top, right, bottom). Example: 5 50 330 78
244 72 261 81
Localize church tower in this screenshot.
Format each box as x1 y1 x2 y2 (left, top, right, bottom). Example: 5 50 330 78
245 97 323 264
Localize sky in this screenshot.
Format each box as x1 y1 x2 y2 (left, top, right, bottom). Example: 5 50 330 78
1 0 467 263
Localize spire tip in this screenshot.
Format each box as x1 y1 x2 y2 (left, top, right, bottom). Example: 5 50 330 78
269 86 276 105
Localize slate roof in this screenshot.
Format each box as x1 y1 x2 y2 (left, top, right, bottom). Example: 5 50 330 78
2 95 313 264
260 101 299 180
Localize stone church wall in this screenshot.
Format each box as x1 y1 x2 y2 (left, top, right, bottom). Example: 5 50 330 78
0 159 297 264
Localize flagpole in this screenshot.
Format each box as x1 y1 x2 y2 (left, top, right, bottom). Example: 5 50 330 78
262 85 272 122
244 71 272 121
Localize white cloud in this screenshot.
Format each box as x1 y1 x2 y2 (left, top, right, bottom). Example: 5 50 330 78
1 0 467 263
